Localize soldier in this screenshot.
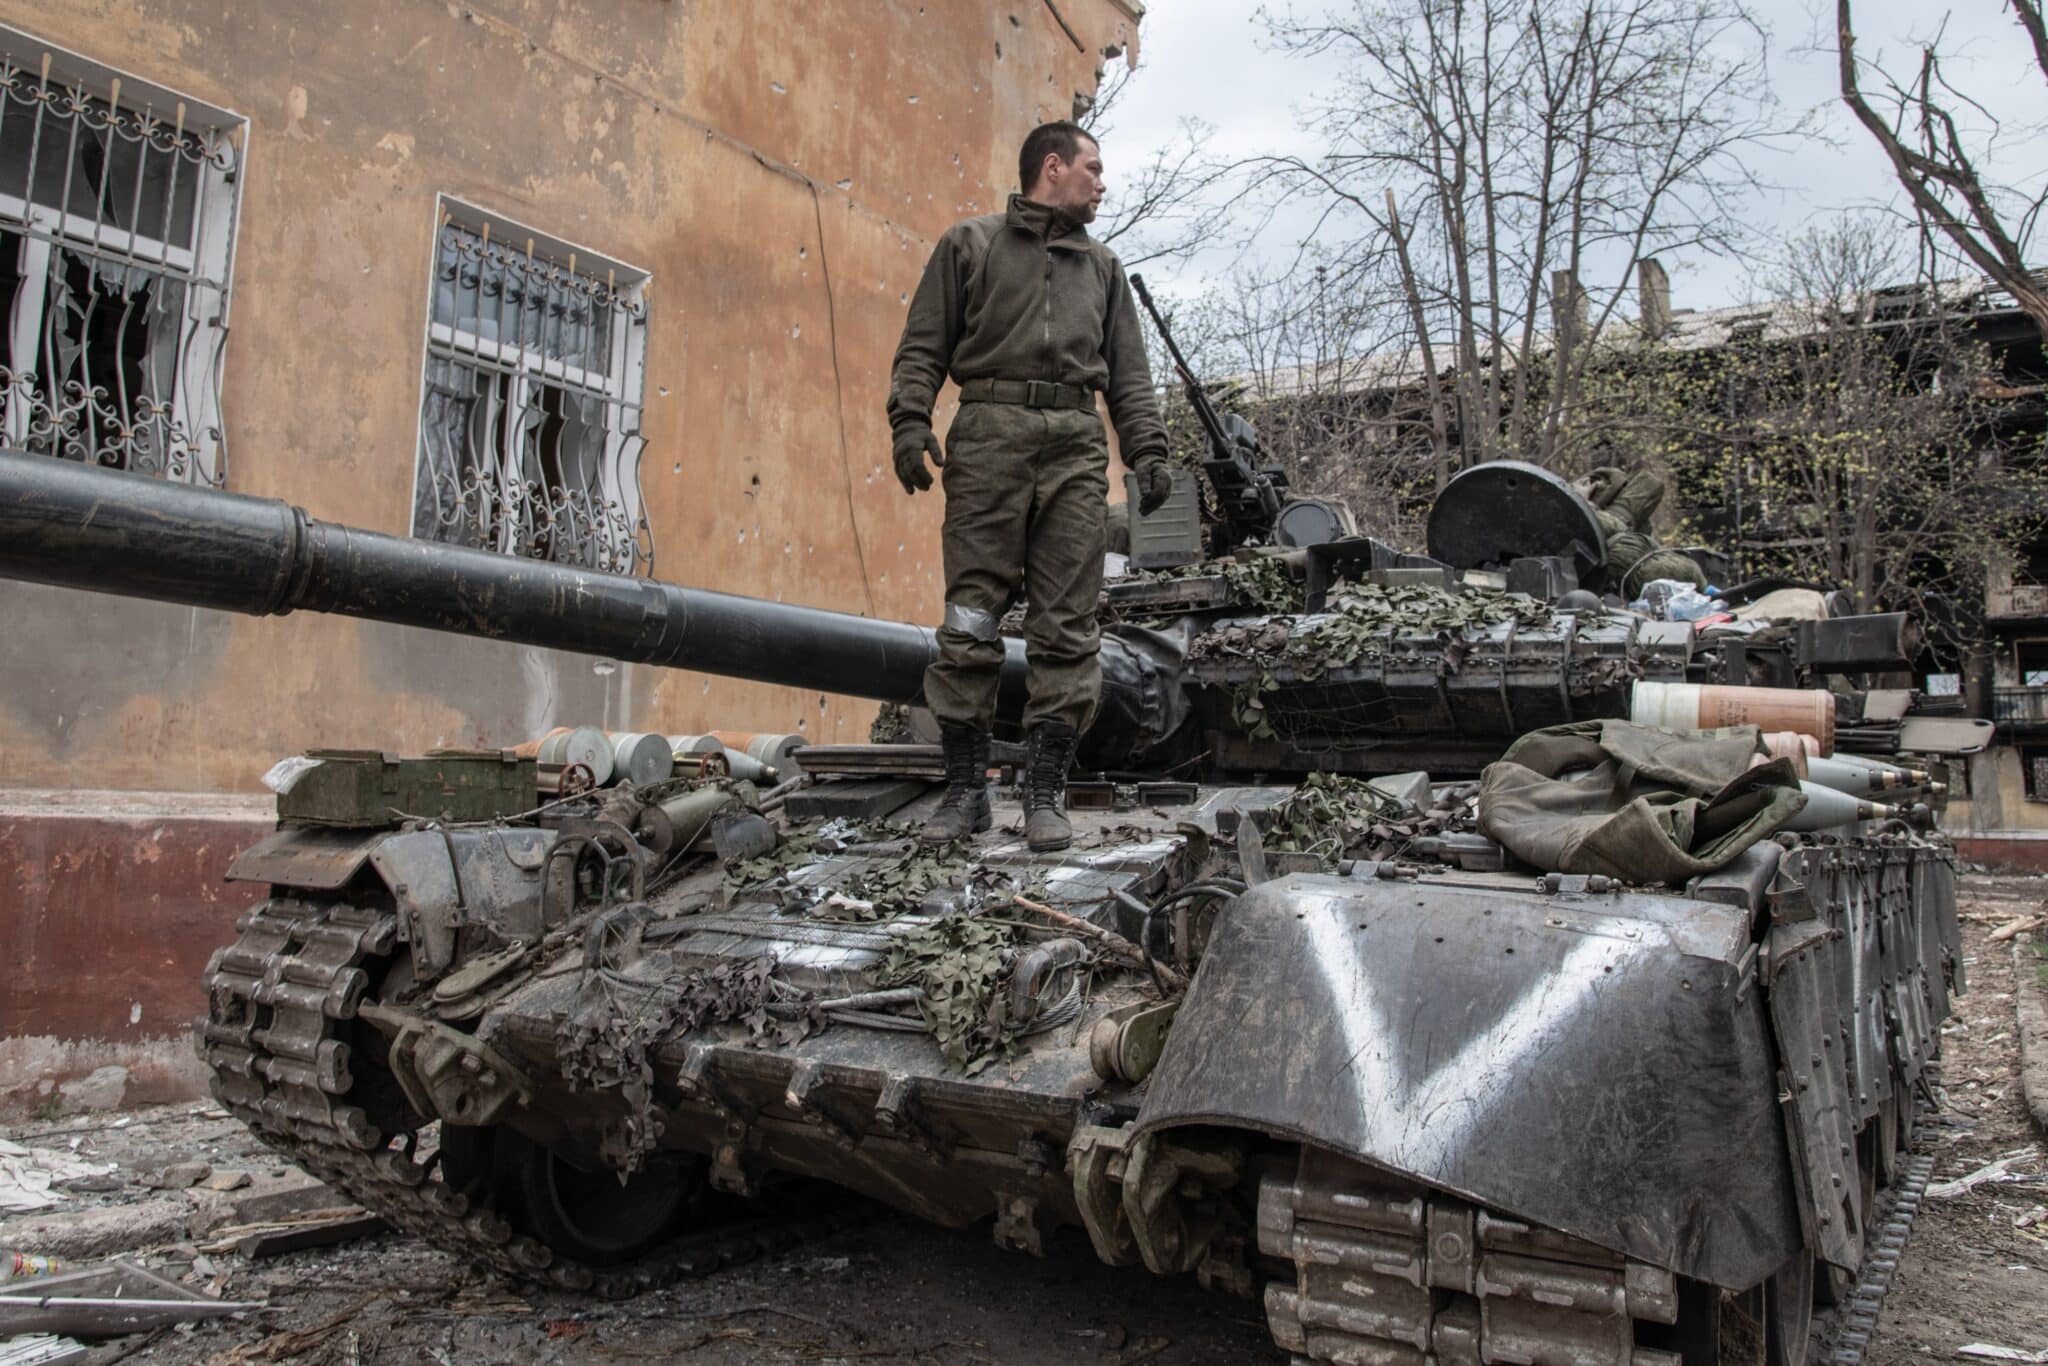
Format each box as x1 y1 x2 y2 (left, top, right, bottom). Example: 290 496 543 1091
888 120 1170 852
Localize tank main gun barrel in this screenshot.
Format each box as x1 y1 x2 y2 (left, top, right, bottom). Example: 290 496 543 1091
0 450 1022 709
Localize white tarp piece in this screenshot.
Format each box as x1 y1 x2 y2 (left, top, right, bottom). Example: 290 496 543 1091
0 1141 115 1215
1924 1149 2041 1200
0 1336 89 1366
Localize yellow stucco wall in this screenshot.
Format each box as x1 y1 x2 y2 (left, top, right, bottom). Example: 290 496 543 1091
1941 746 2048 835
0 0 1142 791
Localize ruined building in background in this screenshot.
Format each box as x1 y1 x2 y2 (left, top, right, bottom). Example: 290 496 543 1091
0 0 1142 1110
1196 264 2048 861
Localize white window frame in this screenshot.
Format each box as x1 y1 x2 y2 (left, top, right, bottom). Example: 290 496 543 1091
410 196 653 575
0 24 244 486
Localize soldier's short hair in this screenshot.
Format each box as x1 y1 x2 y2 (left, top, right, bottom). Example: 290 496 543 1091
1019 121 1097 192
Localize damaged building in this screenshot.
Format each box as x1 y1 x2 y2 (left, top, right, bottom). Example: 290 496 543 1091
0 0 1144 1112
1203 263 2048 863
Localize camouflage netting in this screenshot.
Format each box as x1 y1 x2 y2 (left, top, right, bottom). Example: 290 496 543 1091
554 951 814 1174
878 915 1029 1075
723 823 992 922
714 818 1057 1073
1264 772 1477 864
869 702 914 744
1158 555 1305 614
1190 581 1556 739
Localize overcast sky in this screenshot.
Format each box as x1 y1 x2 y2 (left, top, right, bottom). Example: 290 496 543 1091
1102 1 2048 312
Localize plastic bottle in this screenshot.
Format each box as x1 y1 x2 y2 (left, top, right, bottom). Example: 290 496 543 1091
2 1251 60 1281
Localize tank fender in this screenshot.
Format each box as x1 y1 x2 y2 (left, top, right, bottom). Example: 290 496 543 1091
224 825 385 891
366 827 557 978
1132 873 1805 1290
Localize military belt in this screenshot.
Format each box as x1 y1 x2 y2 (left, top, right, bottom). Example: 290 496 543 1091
957 377 1097 412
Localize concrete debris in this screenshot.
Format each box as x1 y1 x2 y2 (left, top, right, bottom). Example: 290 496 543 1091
1957 1347 2048 1363
145 1162 212 1191
199 1171 251 1193
0 1199 192 1260
231 1212 386 1260
0 1145 116 1215
52 1069 127 1115
219 1173 351 1227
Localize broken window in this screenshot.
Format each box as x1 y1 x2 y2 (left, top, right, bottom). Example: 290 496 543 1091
2018 640 2048 689
0 28 242 485
412 204 652 576
2023 746 2048 802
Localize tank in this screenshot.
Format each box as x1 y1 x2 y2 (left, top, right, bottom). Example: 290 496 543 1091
0 448 1962 1364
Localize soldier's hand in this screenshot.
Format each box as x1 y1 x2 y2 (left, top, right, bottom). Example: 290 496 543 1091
1134 458 1173 516
893 424 944 495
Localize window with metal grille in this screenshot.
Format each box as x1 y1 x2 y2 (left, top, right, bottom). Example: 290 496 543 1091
0 28 242 486
412 202 652 576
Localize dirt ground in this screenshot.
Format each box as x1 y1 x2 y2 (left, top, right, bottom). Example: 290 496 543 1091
3 872 2046 1365
1864 874 2048 1365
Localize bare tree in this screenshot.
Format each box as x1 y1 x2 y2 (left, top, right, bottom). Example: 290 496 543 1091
1836 0 2048 342
1249 0 1787 467
1575 215 2048 658
1143 263 1437 544
1080 58 1231 269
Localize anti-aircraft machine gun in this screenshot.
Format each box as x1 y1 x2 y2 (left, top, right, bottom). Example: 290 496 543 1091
1128 273 1292 554
0 446 1964 1365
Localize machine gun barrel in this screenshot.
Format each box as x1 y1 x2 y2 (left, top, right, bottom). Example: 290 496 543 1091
0 450 1023 708
1129 273 1234 461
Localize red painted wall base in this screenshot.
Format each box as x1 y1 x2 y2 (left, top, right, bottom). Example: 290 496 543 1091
1952 834 2048 873
0 791 271 1116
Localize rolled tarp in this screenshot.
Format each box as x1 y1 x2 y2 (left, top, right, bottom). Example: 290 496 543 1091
1477 720 1809 883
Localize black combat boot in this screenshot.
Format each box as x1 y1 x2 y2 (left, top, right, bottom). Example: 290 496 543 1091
920 723 993 844
1022 721 1079 852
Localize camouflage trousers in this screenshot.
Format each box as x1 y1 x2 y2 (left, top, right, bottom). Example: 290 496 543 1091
923 400 1108 733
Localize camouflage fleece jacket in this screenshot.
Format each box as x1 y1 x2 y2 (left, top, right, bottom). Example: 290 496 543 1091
886 193 1167 466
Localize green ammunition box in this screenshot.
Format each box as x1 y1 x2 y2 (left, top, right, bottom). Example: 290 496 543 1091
274 749 538 827
1125 469 1203 570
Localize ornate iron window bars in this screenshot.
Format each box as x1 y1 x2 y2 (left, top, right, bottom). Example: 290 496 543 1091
412 215 653 576
0 42 241 486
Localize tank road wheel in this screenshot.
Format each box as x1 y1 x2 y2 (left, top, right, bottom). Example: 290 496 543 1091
1874 1095 1903 1189
1895 1073 1920 1153
1762 1250 1814 1366
442 1127 702 1267
1660 1254 1812 1366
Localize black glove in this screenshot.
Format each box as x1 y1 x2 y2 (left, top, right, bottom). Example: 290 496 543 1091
893 423 944 494
1133 456 1173 515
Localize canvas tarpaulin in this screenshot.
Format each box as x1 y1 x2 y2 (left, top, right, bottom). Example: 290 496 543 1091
1477 720 1807 883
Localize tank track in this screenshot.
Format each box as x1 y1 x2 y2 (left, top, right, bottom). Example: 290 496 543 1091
198 893 848 1298
1810 1136 1937 1365
1258 1146 1687 1365
1256 1107 1942 1366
